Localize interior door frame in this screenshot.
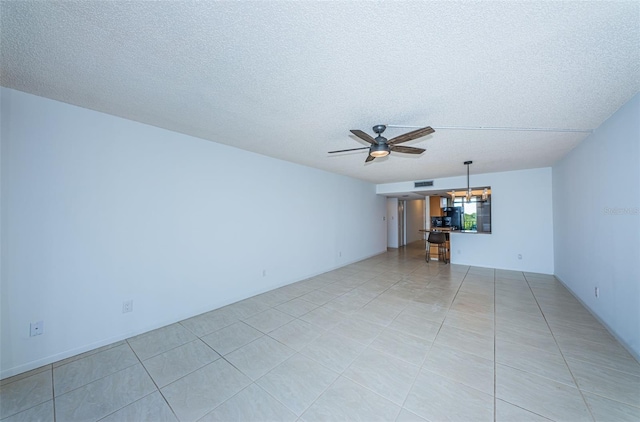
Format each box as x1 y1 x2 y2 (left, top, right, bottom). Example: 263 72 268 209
398 200 406 246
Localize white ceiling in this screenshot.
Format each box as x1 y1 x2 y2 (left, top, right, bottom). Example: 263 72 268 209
1 1 638 184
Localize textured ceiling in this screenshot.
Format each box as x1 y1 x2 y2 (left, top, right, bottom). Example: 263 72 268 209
1 1 638 184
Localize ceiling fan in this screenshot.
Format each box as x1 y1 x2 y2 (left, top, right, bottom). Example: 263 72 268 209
328 125 435 163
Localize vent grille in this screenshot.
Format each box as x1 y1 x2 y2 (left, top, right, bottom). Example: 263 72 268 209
414 180 434 188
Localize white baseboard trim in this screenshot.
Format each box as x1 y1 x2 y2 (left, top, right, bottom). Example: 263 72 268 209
554 274 640 363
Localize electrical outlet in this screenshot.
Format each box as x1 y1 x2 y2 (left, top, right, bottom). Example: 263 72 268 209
339 251 342 257
595 287 599 298
30 320 43 337
517 254 523 260
262 269 267 277
122 300 133 313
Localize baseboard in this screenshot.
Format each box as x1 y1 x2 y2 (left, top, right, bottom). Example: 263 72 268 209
1 248 388 380
554 274 640 363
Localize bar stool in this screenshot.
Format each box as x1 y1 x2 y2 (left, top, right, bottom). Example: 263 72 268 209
426 231 448 264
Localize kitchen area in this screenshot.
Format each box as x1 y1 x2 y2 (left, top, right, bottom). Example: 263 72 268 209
381 167 554 272
386 186 492 263
426 189 492 262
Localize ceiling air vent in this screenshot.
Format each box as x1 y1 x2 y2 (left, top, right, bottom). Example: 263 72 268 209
414 180 434 188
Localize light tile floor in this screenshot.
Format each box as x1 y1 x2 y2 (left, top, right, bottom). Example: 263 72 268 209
2 242 639 421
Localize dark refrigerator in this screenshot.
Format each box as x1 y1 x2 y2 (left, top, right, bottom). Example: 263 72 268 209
442 207 462 230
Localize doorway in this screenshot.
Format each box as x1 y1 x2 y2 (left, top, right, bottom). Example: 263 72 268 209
398 200 406 247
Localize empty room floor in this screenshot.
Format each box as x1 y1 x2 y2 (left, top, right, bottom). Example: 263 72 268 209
1 242 639 422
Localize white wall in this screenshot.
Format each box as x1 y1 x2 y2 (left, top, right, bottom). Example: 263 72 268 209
0 88 387 378
378 167 554 273
386 198 399 248
553 93 640 359
424 196 431 232
405 200 425 244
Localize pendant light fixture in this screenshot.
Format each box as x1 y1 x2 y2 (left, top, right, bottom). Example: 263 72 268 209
464 160 473 202
450 161 486 203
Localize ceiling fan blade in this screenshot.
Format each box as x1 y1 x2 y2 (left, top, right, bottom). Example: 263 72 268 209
328 147 370 154
388 126 435 145
365 154 375 163
390 145 426 154
350 129 376 144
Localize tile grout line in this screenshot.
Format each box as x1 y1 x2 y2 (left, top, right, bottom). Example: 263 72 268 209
309 266 430 422
523 273 597 422
398 264 471 415
335 272 420 419
493 276 575 421
198 382 270 421
259 274 393 421
52 352 141 398
3 364 56 421
263 260 443 420
124 338 182 422
51 364 57 422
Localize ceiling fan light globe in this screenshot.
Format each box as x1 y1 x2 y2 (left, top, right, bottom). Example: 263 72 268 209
370 150 389 158
369 143 390 158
